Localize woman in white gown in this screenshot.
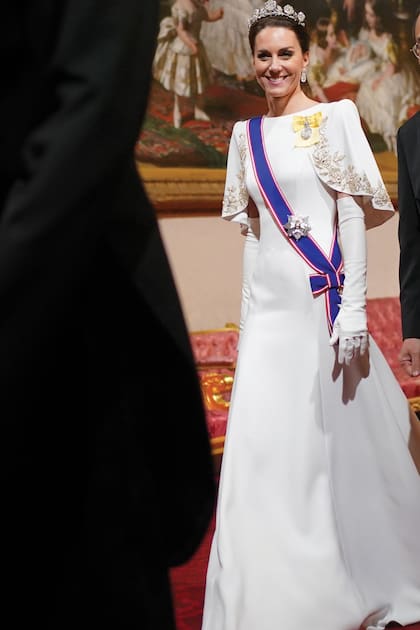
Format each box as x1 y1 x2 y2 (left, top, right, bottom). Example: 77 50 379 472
153 0 224 127
201 2 420 630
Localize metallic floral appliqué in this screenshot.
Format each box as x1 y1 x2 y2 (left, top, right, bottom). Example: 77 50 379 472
312 117 392 208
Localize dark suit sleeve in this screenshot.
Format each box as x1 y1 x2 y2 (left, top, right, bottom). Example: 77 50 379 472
397 121 420 339
0 0 215 572
0 0 159 306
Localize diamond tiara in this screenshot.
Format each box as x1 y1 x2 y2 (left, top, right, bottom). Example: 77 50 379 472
248 1 306 30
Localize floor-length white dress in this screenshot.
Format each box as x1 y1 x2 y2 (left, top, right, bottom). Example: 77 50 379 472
201 99 420 630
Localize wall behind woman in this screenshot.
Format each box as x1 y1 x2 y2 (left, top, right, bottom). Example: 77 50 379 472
159 213 400 331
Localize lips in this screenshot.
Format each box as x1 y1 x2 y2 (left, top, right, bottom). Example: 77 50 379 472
265 76 288 83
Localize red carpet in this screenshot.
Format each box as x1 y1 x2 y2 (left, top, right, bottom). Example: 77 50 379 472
170 512 215 630
170 510 420 630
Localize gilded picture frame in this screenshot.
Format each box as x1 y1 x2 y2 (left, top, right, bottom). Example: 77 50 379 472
138 0 418 215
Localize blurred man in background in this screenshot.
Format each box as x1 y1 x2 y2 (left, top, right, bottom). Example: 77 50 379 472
398 4 420 380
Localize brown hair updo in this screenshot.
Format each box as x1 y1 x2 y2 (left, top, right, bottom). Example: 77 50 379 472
248 14 310 55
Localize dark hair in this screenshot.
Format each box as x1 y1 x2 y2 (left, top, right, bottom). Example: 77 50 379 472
363 0 393 36
314 16 332 50
248 15 310 55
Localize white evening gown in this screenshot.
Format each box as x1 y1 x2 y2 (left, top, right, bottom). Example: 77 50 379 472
202 100 420 630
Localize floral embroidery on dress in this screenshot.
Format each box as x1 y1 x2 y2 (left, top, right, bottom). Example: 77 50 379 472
312 117 392 209
222 132 249 216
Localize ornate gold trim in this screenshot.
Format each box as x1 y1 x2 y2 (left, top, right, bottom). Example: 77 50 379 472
375 151 397 202
138 163 225 216
138 150 397 217
211 435 225 456
409 396 420 413
191 322 239 335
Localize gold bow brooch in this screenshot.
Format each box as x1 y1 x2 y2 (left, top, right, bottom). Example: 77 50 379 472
292 112 323 147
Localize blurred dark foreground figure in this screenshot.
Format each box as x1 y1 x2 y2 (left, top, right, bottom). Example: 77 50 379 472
0 2 215 628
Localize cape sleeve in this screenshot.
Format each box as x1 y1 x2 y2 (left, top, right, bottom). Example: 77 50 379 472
310 98 395 230
221 120 249 227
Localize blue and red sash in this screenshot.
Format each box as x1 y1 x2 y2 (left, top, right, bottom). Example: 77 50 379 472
247 116 344 333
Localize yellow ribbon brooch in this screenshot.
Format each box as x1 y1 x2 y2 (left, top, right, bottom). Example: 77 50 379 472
292 111 323 147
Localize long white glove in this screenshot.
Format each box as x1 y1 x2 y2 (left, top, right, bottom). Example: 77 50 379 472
329 196 369 365
240 218 260 333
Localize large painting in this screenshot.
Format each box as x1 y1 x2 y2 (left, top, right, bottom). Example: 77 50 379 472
137 0 420 214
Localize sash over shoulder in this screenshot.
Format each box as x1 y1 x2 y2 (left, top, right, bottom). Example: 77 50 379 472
247 115 344 334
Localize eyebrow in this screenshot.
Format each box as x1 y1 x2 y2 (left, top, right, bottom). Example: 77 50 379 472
257 46 294 53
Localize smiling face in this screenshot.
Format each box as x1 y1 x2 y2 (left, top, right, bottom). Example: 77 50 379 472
253 25 309 105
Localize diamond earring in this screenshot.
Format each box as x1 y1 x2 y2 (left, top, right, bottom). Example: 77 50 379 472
300 69 307 83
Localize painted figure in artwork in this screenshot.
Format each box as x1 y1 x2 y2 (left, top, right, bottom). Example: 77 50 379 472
153 0 224 128
350 0 420 152
307 15 359 102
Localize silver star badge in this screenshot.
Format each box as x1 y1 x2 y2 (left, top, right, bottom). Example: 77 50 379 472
284 215 311 240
